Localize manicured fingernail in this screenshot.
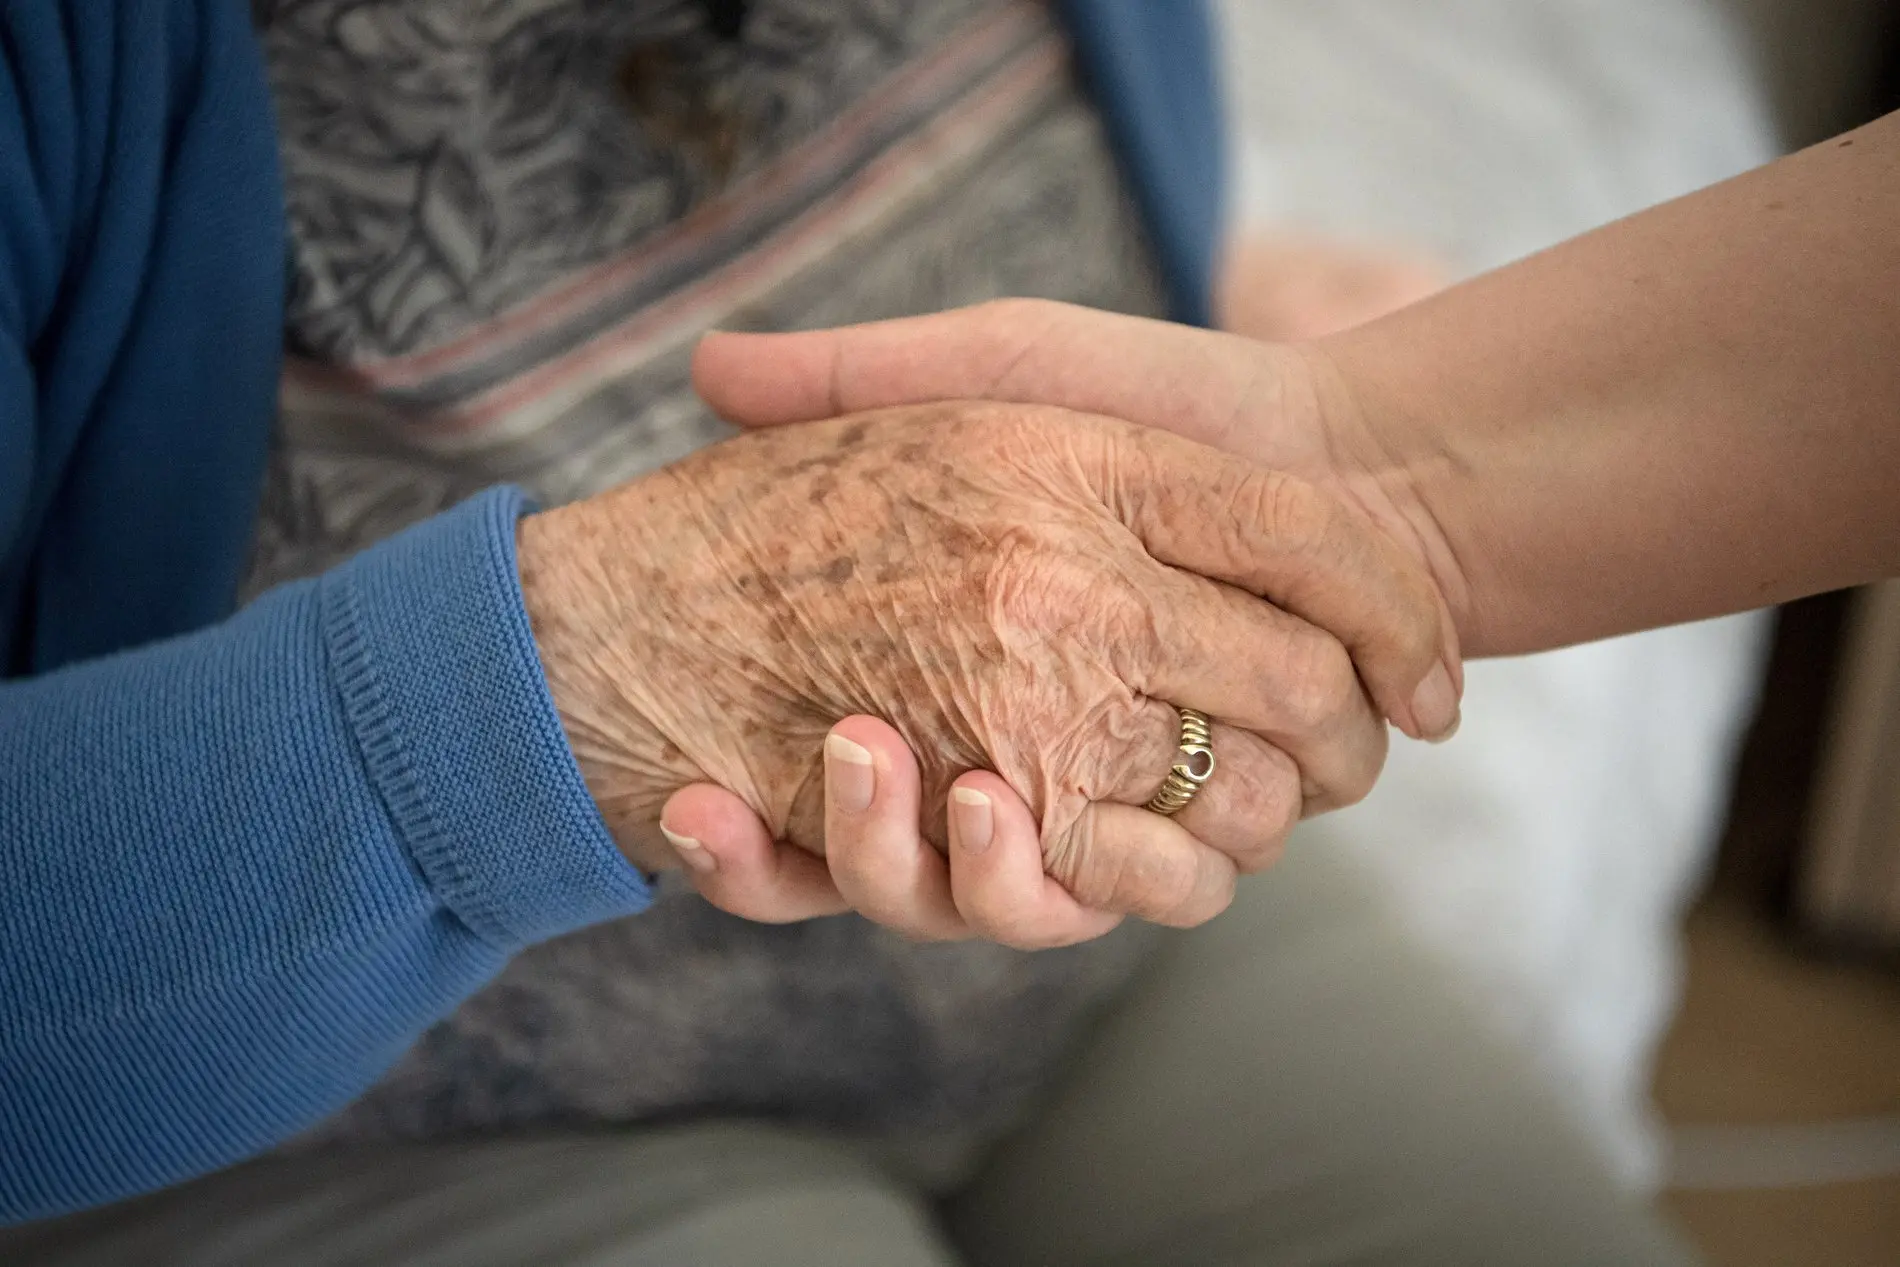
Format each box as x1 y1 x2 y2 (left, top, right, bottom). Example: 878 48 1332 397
950 786 994 856
661 824 716 874
826 733 876 812
1411 662 1461 742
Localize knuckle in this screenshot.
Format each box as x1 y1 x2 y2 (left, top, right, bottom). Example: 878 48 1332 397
1055 806 1220 927
986 536 1065 634
826 842 880 897
1042 811 1107 903
1100 592 1167 684
1239 468 1326 555
1231 834 1289 876
1302 725 1388 814
1276 627 1360 733
1157 868 1234 929
963 885 1046 949
825 838 911 920
1228 815 1294 874
988 913 1058 952
1101 724 1167 804
1228 763 1301 873
958 812 1071 949
1115 839 1202 922
990 538 1152 656
1332 726 1389 808
1267 762 1305 837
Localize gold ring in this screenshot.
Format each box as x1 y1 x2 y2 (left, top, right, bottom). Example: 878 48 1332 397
1143 708 1216 817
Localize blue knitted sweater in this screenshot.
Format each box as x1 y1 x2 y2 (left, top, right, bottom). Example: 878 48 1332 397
0 0 1223 1221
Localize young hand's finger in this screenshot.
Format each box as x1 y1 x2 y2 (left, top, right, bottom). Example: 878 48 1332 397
820 717 971 941
947 771 1124 951
660 783 849 923
692 300 1262 449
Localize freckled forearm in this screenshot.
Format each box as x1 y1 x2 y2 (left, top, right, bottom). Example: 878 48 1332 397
1318 109 1900 656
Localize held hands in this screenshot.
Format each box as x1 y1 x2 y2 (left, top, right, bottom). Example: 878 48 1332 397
668 300 1471 944
520 393 1451 946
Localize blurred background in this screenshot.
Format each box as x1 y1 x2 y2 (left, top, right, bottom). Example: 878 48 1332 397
1215 2 1899 1263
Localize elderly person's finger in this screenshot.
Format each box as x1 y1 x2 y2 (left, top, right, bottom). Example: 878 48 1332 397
1084 424 1452 741
819 716 970 941
659 784 849 923
946 771 1126 949
1109 562 1387 812
1040 798 1239 929
1104 700 1305 871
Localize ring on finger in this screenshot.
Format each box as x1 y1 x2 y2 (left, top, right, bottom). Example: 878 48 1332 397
1144 707 1216 817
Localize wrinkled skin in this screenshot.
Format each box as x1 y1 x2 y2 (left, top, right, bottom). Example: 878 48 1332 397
693 300 1473 703
520 399 1431 920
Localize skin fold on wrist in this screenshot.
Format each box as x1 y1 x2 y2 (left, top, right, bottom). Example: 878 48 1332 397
1289 334 1480 659
517 504 687 875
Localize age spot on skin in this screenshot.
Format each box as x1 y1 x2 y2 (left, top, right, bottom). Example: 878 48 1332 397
821 557 857 584
785 452 845 476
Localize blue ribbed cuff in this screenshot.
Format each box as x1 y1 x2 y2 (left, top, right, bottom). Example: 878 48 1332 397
318 487 650 950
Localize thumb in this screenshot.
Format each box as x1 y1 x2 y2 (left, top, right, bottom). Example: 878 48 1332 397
691 298 1267 450
660 784 849 923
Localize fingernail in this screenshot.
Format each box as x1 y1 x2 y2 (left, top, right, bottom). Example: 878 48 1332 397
950 786 994 856
1411 662 1461 742
826 732 876 813
661 824 717 874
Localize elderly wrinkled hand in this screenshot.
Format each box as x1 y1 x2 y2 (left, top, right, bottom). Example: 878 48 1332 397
519 396 1449 944
664 299 1470 945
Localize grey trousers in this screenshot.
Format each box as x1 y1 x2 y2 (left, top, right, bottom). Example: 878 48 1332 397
2 845 1698 1266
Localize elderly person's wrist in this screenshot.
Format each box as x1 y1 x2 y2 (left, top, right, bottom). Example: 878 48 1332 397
517 502 691 876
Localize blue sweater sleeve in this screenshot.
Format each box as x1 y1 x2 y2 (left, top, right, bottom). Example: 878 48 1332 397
0 488 652 1223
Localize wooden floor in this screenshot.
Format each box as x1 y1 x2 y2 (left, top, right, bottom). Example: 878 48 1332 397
1652 899 1900 1266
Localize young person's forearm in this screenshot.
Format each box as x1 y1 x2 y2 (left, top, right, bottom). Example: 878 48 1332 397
1322 110 1900 657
